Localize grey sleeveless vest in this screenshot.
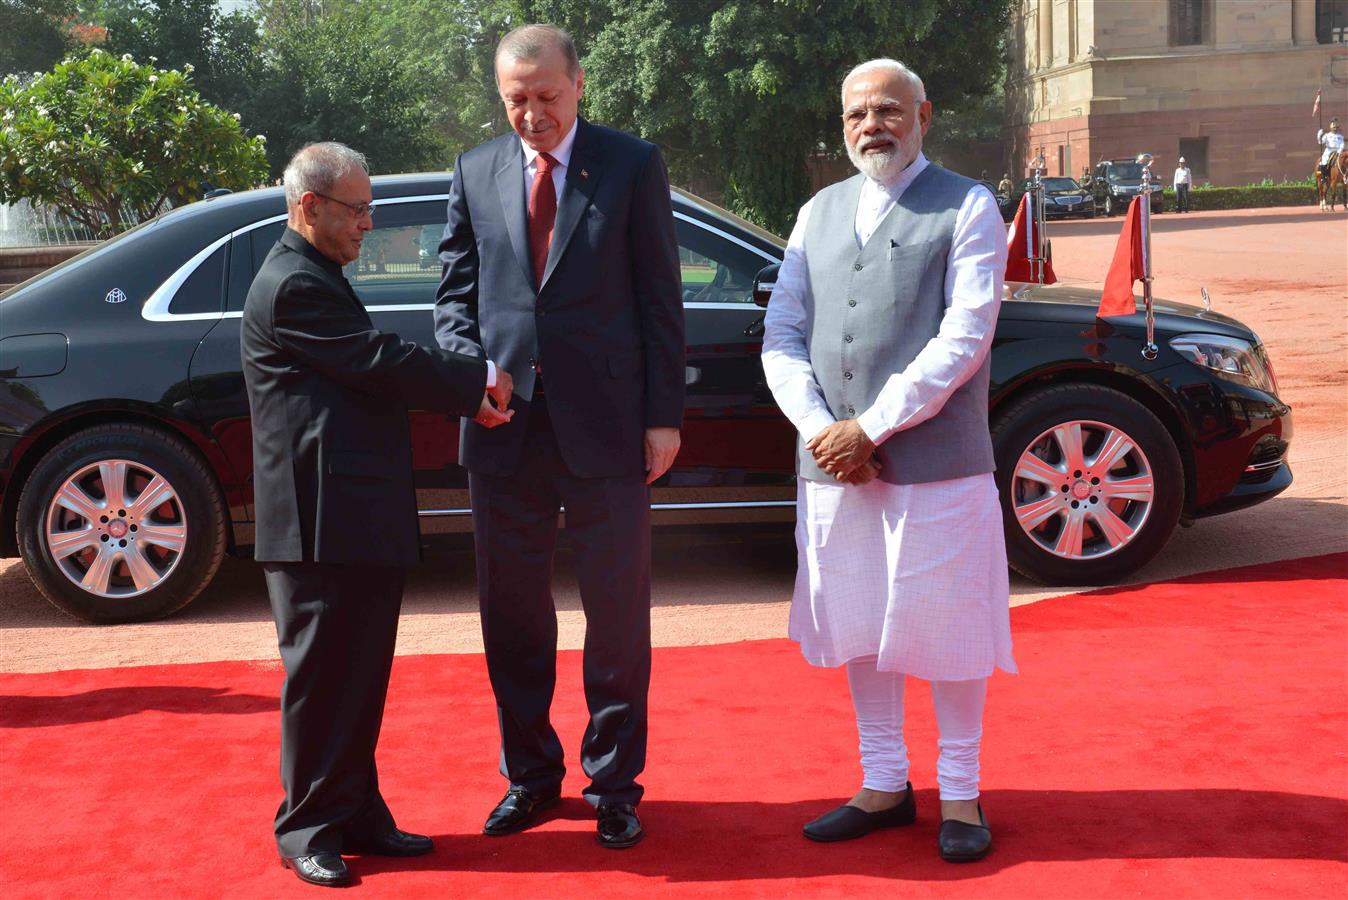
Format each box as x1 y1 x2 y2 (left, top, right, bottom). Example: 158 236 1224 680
799 163 996 485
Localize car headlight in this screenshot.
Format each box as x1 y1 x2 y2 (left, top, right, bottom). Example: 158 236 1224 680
1169 334 1279 395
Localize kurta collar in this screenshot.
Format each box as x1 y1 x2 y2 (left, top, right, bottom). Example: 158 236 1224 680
865 151 930 201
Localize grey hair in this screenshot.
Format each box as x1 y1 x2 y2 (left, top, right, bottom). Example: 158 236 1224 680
283 142 369 207
841 58 926 103
495 24 581 80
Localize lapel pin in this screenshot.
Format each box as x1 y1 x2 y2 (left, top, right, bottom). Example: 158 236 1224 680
581 169 589 179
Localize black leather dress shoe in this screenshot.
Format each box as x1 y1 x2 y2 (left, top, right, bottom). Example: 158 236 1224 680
345 828 434 857
281 852 353 887
803 782 917 842
596 802 644 849
483 787 561 836
938 804 991 862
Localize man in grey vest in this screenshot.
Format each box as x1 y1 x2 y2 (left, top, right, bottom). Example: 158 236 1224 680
763 58 1016 863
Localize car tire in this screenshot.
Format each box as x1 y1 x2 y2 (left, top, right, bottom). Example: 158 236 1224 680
991 384 1183 586
1104 194 1116 216
16 424 228 623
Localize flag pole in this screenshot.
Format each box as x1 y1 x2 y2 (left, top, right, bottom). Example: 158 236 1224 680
1137 153 1158 360
1029 149 1047 284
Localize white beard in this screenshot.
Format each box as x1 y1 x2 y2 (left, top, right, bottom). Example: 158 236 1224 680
846 129 922 182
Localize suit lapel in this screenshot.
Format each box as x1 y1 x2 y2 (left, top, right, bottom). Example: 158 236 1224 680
541 119 604 290
493 140 535 289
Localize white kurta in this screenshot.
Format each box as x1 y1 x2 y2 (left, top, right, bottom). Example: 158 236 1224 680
763 153 1017 682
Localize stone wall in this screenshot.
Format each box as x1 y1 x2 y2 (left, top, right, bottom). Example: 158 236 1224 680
0 245 89 292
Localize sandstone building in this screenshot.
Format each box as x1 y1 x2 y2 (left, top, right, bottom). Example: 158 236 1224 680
1006 0 1348 186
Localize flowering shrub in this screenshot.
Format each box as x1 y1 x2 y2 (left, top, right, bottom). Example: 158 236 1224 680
0 50 268 236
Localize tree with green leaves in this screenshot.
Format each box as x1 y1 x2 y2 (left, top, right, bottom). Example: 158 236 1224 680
88 0 263 116
0 0 75 76
0 50 268 235
239 0 443 176
535 0 1011 233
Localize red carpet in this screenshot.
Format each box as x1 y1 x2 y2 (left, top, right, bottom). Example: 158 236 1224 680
2 553 1346 897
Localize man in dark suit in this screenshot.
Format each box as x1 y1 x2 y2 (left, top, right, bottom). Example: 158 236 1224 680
434 24 684 849
243 141 514 887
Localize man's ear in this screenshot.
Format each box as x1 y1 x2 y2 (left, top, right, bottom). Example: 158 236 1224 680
918 100 933 137
298 192 320 225
576 67 585 101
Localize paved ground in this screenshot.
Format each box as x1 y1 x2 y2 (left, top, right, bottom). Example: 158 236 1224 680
1 206 1344 673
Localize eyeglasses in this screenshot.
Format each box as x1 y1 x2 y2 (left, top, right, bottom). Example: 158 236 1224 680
842 103 908 128
313 192 375 219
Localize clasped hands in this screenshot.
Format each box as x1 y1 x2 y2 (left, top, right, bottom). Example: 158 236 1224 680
807 419 882 485
474 368 515 428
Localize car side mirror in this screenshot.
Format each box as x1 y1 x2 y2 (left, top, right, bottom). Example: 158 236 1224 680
753 262 780 308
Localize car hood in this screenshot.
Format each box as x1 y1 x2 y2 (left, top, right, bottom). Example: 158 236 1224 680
1003 283 1260 340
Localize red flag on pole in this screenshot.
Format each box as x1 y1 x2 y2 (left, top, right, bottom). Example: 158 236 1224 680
1005 193 1056 284
1097 197 1145 317
1312 89 1321 119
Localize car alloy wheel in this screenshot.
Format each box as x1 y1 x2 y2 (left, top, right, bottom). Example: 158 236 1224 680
991 384 1184 585
44 458 187 598
1010 420 1153 562
16 423 227 623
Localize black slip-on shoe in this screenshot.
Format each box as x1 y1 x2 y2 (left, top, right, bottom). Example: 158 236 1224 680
938 803 992 862
803 782 917 842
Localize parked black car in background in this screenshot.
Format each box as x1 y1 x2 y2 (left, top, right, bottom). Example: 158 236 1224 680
0 176 1291 622
1093 159 1167 216
1015 177 1096 219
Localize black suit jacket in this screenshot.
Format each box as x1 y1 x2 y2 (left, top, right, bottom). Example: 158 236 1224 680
243 229 487 567
433 119 685 478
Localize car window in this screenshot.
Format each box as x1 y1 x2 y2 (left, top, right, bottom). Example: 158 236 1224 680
676 218 766 305
342 201 444 307
169 243 226 315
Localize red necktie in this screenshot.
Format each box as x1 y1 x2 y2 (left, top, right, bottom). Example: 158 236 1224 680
528 152 558 287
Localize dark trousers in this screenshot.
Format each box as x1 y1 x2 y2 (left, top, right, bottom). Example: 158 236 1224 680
1177 183 1190 212
264 561 405 857
469 394 652 807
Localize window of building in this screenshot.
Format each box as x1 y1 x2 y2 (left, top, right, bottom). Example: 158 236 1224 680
1318 0 1348 42
1178 137 1209 180
1170 0 1209 46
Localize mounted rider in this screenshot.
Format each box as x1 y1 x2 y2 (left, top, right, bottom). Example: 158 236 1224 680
1318 118 1344 182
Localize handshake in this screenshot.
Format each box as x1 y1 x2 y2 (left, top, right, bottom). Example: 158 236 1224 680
807 419 882 485
472 368 516 428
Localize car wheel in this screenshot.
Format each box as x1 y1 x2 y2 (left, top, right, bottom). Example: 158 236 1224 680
991 384 1183 585
16 424 228 623
1104 195 1116 216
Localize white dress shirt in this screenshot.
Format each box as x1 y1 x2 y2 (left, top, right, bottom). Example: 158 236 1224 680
1319 129 1345 164
520 119 579 204
1173 166 1192 186
762 152 1008 447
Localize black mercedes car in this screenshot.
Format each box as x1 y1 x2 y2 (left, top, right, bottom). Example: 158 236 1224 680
1017 177 1096 219
0 175 1291 623
1092 159 1166 216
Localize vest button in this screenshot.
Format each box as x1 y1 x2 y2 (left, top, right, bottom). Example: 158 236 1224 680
847 405 856 415
843 371 853 380
853 263 863 271
848 298 857 307
844 334 853 343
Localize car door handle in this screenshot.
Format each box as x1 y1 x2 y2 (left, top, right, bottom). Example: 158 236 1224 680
685 366 701 385
744 316 765 337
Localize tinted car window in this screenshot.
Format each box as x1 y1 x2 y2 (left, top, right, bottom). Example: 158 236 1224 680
343 201 444 307
1108 163 1144 181
168 243 226 315
676 219 765 305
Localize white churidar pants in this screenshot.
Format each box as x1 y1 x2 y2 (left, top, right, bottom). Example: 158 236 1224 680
847 655 987 800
